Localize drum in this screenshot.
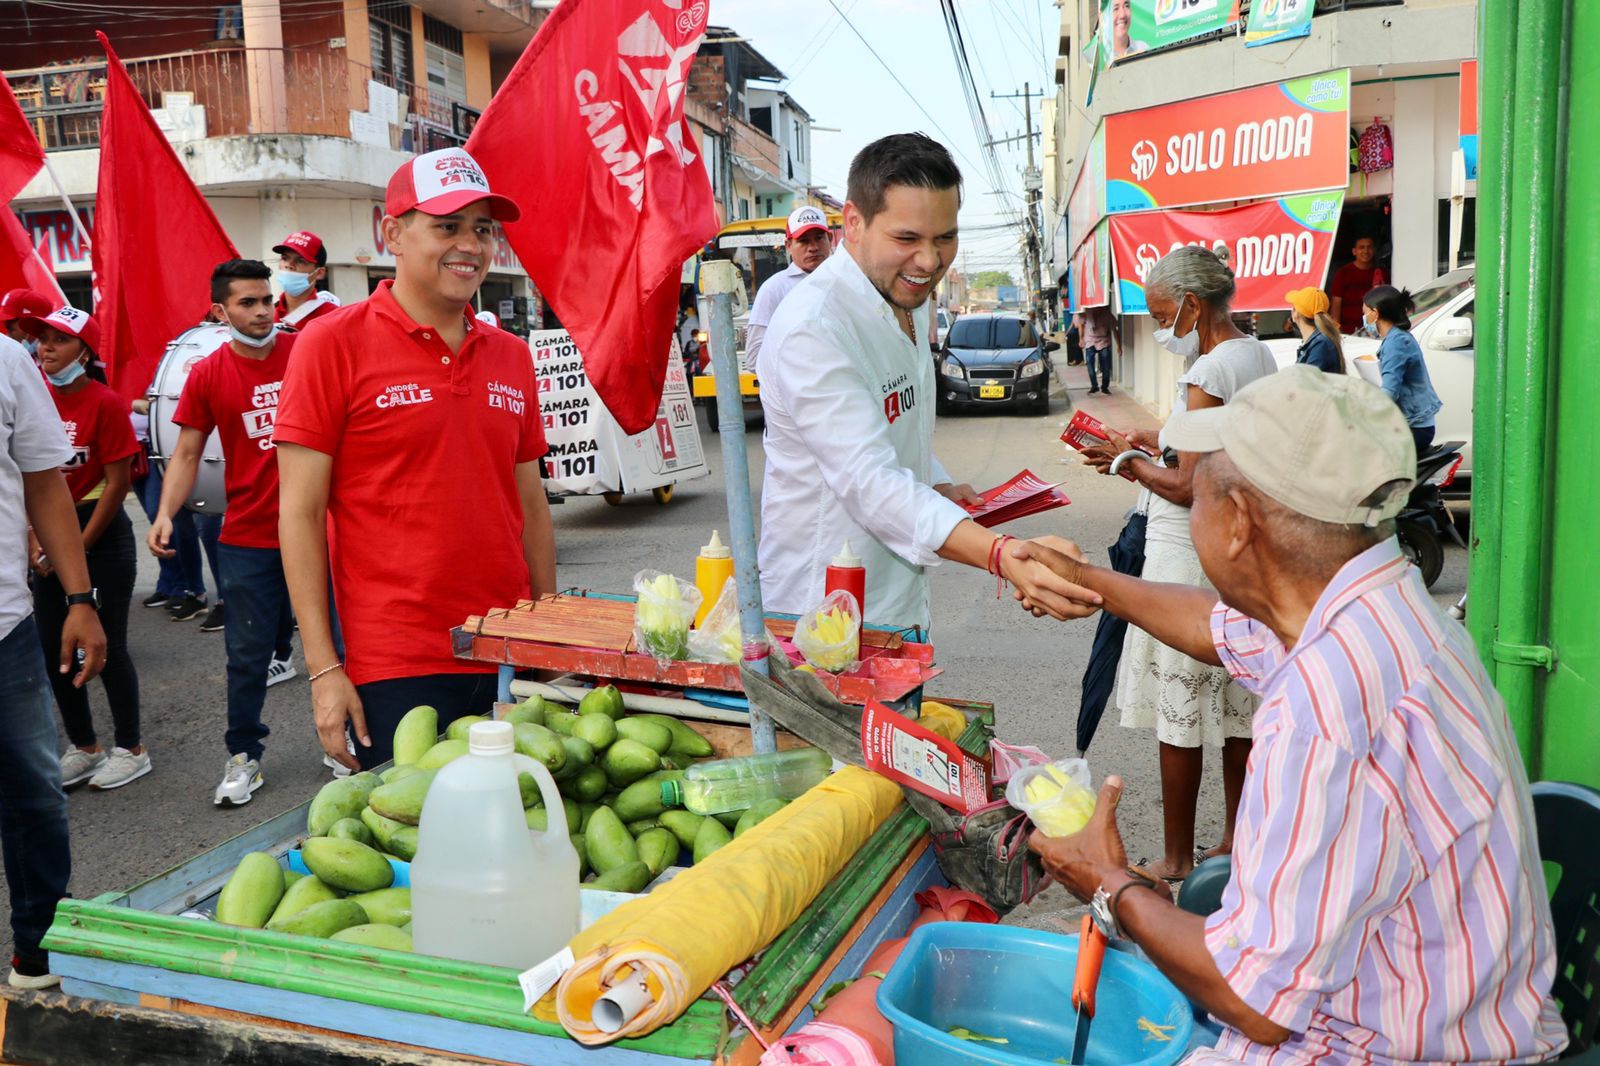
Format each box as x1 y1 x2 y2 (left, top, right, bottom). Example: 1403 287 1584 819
147 323 232 515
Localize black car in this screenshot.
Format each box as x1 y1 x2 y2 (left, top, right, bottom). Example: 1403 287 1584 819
936 313 1057 414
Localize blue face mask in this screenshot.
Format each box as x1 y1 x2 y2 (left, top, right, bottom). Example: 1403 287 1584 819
276 270 314 297
46 360 86 387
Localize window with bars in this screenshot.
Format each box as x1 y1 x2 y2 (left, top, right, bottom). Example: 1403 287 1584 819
368 1 413 90
423 14 467 106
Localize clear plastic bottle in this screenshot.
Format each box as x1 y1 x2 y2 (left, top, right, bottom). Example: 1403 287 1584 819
411 721 579 970
660 746 833 816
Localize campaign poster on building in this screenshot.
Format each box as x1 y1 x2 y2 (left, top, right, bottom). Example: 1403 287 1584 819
1104 69 1350 214
1244 0 1314 47
1459 60 1479 182
1069 221 1111 312
529 329 708 496
1109 192 1344 314
1098 0 1240 68
1066 123 1107 258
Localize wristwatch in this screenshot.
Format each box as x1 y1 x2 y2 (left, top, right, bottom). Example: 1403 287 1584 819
65 588 100 611
1090 867 1161 940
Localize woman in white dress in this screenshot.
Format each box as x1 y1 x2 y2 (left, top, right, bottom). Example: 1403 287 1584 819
1083 247 1277 881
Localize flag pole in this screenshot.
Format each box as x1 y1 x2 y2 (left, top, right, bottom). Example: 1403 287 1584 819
39 155 92 252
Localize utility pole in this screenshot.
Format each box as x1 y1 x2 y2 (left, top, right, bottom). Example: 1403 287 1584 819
990 83 1044 327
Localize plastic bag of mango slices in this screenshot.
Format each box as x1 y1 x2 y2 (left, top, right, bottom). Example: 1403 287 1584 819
632 571 702 664
793 589 862 674
688 578 740 664
1004 757 1097 837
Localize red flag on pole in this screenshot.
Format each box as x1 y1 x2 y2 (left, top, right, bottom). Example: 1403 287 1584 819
0 208 65 303
0 75 45 205
92 32 237 399
466 0 720 434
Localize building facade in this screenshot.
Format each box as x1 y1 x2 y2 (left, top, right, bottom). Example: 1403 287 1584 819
1048 0 1478 416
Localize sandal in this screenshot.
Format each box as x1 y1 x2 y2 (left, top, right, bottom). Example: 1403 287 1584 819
1134 856 1190 884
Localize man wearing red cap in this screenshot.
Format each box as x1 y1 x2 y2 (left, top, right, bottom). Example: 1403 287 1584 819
0 289 55 347
744 205 833 372
275 148 556 771
271 231 341 329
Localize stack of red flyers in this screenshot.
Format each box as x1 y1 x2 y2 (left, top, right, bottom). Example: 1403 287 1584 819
962 469 1072 529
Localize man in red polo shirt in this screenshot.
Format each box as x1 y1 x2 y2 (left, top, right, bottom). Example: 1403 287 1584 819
272 231 341 329
148 259 300 805
275 148 556 771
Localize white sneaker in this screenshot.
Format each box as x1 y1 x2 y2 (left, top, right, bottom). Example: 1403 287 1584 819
322 734 356 778
265 657 297 688
60 747 107 788
88 747 152 790
214 753 263 806
6 958 59 990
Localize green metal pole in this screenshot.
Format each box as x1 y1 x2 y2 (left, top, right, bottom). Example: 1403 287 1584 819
1538 0 1600 786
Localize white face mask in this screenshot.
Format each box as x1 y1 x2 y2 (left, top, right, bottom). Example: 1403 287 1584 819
230 324 275 350
1152 293 1200 357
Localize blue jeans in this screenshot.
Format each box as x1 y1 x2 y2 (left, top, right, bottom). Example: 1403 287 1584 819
137 466 204 598
1085 346 1113 392
196 513 223 601
217 544 290 761
0 616 72 959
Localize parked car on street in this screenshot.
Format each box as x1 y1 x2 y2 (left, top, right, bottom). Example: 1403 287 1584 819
936 312 1056 415
1264 265 1475 477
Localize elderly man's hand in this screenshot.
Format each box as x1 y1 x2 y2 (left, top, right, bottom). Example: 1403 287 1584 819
1029 776 1172 905
999 537 1100 620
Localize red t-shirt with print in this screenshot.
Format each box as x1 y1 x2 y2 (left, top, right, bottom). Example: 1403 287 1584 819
48 378 139 503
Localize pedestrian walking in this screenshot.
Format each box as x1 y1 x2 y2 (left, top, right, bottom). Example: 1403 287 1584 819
272 230 341 328
1285 288 1344 374
20 306 150 791
1073 304 1116 394
1364 284 1442 456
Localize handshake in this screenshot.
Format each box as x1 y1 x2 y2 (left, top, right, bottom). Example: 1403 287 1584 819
996 535 1102 621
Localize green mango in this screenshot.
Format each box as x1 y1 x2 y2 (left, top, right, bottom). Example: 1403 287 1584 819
282 869 304 889
635 827 680 878
327 817 375 847
368 769 437 826
614 718 672 755
387 825 419 863
561 735 595 767
572 713 618 751
571 833 590 878
347 886 412 927
715 809 744 829
543 710 582 737
216 852 286 929
269 874 340 926
415 738 469 770
300 837 394 893
392 705 438 766
567 765 609 803
612 777 670 823
307 773 382 836
577 802 603 832
330 923 412 952
628 714 715 757
380 764 424 785
445 714 490 743
504 695 548 727
626 818 662 835
578 684 626 721
659 810 706 850
513 722 567 774
581 860 651 893
734 799 788 837
524 797 579 835
585 806 639 875
267 898 369 939
600 738 661 788
692 816 733 865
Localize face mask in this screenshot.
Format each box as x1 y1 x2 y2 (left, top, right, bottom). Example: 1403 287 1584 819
230 325 275 349
1152 293 1200 357
276 270 313 297
46 360 86 387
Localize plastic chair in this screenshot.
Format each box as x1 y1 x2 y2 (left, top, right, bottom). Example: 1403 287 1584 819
1176 855 1233 918
1532 781 1600 1061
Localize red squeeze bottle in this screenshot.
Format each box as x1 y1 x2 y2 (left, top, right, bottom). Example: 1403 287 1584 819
824 541 866 620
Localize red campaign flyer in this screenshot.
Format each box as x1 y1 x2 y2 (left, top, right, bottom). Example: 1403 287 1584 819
1060 408 1162 454
962 469 1072 528
860 700 991 814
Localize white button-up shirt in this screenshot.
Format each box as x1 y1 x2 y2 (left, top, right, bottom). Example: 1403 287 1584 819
744 261 811 372
1 337 73 642
756 248 966 631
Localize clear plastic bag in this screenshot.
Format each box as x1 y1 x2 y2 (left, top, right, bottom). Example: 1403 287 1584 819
793 589 862 674
632 571 702 664
688 578 740 664
1004 757 1096 837
988 740 1051 786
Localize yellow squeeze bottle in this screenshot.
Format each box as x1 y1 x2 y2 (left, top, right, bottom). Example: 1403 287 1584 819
694 530 735 627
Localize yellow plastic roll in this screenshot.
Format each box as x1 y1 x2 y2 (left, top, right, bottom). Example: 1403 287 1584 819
549 766 902 1044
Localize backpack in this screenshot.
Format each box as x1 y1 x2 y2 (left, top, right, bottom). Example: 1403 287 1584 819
1358 121 1395 174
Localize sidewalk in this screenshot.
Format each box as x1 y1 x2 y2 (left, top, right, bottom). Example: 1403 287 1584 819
1052 356 1161 435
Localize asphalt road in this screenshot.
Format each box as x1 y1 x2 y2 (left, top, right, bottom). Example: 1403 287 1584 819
1 362 1470 961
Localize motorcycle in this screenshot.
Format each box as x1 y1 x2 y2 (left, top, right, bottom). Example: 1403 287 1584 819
1395 441 1467 589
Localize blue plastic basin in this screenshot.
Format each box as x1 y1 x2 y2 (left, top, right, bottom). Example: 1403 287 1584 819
877 922 1193 1066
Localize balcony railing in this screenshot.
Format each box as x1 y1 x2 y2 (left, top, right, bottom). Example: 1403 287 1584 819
5 46 469 153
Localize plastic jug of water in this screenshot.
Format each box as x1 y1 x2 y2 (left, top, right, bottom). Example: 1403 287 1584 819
411 720 579 969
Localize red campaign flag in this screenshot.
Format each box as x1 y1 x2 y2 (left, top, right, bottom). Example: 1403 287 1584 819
92 32 237 399
0 75 45 205
0 209 65 303
467 0 720 434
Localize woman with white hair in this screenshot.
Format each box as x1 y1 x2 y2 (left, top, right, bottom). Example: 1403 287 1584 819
1082 246 1275 881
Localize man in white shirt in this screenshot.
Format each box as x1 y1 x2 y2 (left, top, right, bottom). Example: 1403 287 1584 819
744 205 834 371
757 133 1096 631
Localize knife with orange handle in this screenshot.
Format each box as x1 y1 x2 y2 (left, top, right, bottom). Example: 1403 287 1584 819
1070 912 1108 1064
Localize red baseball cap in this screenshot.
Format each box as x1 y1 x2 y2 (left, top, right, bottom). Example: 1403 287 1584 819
19 305 102 355
0 288 55 325
786 205 829 240
385 148 520 222
273 231 326 267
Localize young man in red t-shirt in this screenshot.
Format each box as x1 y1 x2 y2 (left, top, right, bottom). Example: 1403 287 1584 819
275 148 556 771
149 260 299 805
1327 236 1386 335
271 231 341 329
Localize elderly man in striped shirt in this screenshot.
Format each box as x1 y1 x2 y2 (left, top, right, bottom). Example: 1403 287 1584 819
1016 366 1567 1064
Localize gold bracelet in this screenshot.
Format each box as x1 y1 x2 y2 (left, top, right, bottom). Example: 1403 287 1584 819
307 663 344 683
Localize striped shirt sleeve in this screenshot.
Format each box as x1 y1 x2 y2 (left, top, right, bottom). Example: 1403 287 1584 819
1203 723 1409 1033
1210 602 1281 695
